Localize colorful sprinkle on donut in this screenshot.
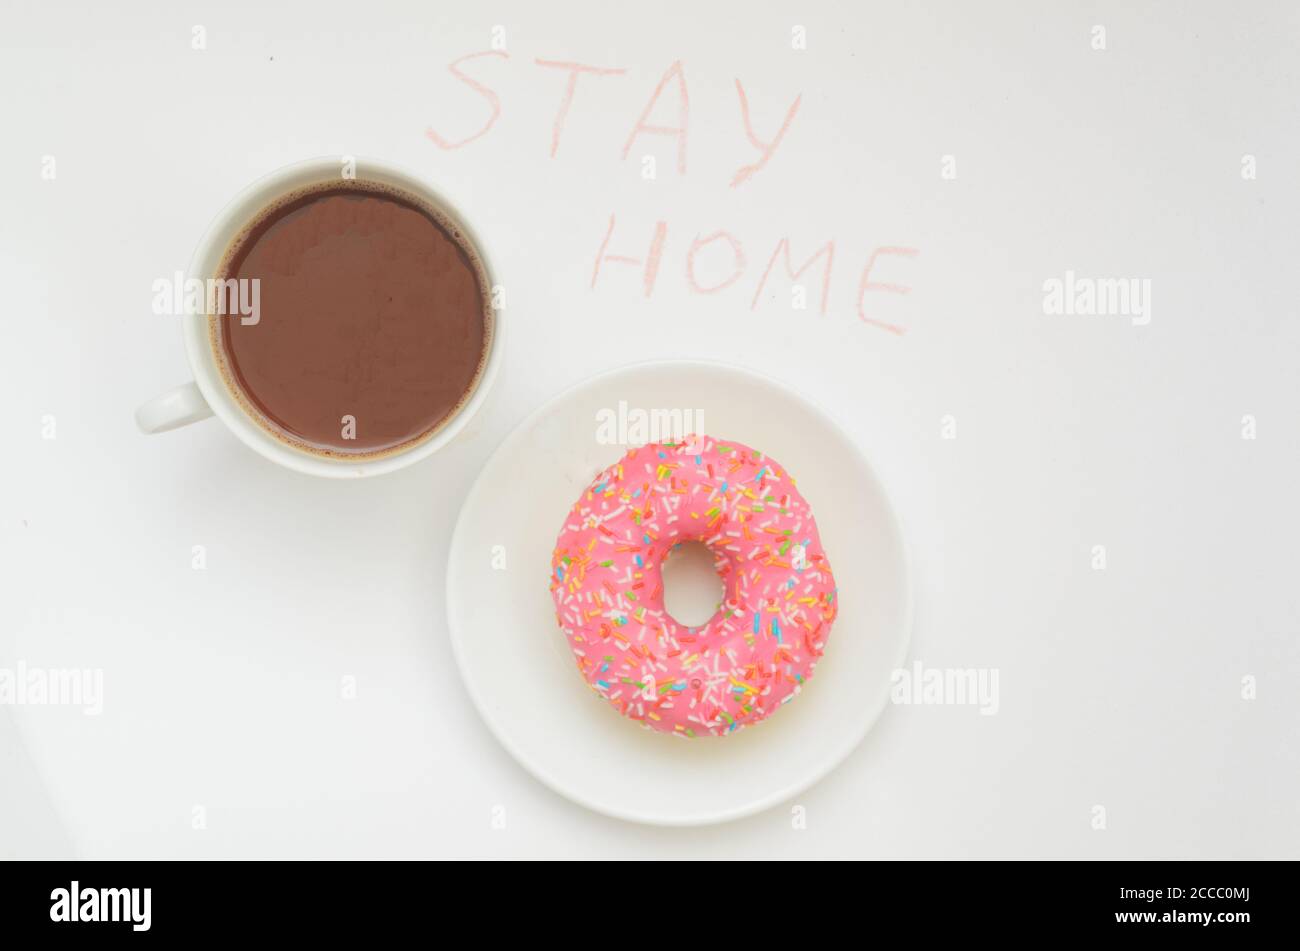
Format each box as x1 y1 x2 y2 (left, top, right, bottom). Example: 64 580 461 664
549 435 837 737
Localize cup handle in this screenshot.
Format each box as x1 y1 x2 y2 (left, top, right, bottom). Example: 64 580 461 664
135 382 214 434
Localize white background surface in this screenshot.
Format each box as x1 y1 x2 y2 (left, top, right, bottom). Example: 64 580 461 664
2 0 1297 858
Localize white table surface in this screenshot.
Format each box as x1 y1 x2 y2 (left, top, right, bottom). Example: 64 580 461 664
1 0 1296 859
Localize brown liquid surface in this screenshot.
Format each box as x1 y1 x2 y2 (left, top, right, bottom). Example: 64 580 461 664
216 182 489 456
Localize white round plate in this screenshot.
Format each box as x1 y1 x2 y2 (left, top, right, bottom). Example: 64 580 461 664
446 360 911 825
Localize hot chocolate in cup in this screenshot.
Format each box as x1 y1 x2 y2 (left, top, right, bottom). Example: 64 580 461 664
135 157 501 478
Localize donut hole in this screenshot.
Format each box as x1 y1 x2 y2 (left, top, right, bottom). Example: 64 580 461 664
661 540 725 628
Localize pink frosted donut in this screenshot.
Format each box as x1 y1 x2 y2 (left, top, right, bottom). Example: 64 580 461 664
549 435 838 737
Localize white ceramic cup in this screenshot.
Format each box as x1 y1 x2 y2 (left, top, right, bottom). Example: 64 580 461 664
135 156 501 478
